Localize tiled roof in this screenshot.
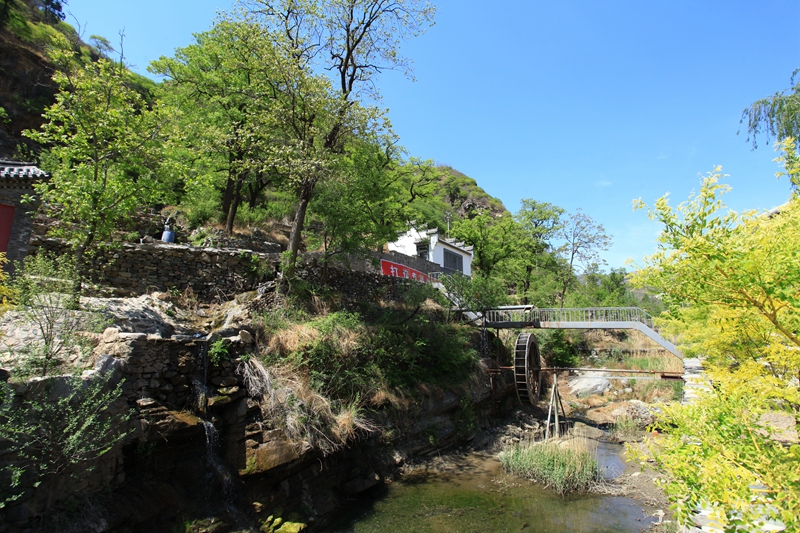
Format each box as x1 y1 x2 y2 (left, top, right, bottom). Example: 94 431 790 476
0 160 48 181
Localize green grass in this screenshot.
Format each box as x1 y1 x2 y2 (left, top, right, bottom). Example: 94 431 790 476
609 416 641 441
500 441 600 494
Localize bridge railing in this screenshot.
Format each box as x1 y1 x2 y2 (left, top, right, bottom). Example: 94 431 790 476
482 306 655 328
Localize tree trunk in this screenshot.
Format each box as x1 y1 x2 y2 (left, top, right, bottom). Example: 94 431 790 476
247 178 268 209
225 174 245 235
69 233 93 310
221 166 236 220
281 180 314 292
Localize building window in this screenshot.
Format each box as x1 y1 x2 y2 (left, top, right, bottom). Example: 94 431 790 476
416 242 429 259
443 249 463 274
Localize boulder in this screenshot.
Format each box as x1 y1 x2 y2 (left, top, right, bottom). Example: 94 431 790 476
569 373 612 397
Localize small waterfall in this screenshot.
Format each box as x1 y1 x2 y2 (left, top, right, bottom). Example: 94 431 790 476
191 334 257 531
195 336 210 415
202 420 234 491
201 420 256 531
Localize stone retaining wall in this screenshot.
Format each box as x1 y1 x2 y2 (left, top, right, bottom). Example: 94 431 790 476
30 237 440 305
304 250 441 277
31 237 282 301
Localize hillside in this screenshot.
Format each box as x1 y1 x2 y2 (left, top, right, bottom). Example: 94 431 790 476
411 165 508 231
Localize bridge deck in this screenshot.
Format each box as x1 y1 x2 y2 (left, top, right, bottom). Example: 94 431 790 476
475 306 683 358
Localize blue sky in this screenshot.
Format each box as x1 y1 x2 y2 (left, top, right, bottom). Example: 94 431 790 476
65 0 800 268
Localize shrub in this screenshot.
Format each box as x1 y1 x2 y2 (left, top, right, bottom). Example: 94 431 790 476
9 253 106 376
535 329 579 368
0 374 130 511
208 338 229 367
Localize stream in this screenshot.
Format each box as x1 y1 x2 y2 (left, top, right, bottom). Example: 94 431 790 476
325 443 656 533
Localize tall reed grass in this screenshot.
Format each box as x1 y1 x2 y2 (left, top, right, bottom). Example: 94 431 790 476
500 439 600 494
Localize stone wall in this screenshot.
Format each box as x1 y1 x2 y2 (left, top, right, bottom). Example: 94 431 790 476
29 237 440 305
296 262 435 309
31 237 282 301
304 249 441 277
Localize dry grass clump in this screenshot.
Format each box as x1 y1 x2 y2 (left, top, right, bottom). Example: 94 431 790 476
265 323 320 355
609 415 642 441
238 357 374 455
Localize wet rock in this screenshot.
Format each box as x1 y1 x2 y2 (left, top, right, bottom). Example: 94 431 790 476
207 395 231 408
243 438 300 475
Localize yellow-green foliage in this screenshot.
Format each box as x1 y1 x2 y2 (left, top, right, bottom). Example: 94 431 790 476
630 375 800 530
0 253 14 313
631 151 800 529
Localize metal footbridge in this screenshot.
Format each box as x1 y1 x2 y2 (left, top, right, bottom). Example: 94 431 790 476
464 306 683 405
476 306 681 358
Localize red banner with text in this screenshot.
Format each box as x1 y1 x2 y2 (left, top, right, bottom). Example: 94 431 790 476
380 259 429 283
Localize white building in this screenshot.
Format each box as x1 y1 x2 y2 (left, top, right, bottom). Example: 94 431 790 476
388 227 473 277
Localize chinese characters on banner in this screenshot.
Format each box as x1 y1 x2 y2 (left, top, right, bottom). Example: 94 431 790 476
380 260 429 283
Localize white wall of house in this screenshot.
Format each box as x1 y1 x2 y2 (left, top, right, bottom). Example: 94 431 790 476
431 240 472 276
388 228 472 276
387 228 426 258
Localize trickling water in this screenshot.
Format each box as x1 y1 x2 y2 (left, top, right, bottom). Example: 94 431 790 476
194 337 210 414
200 420 257 532
202 421 233 491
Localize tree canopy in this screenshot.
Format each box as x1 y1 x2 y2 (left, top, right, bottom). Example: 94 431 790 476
630 162 800 529
741 69 800 149
24 35 174 285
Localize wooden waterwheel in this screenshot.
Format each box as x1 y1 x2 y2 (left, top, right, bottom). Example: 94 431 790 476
514 332 541 404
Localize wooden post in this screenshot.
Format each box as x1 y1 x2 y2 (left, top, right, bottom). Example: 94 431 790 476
553 373 560 439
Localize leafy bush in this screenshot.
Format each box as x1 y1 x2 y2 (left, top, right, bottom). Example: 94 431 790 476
208 338 229 367
181 189 221 229
10 253 106 376
0 374 130 511
535 329 579 368
440 272 508 311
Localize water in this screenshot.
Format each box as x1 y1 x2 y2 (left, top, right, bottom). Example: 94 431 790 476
326 452 656 533
201 420 257 531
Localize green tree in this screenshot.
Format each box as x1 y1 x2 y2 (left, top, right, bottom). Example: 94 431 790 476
554 209 611 307
243 0 436 284
500 199 565 303
630 167 800 529
451 212 520 278
310 140 438 261
741 69 800 149
150 18 290 234
24 36 174 293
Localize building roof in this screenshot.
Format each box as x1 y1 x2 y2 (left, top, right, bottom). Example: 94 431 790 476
0 160 48 182
438 236 473 253
411 227 473 253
